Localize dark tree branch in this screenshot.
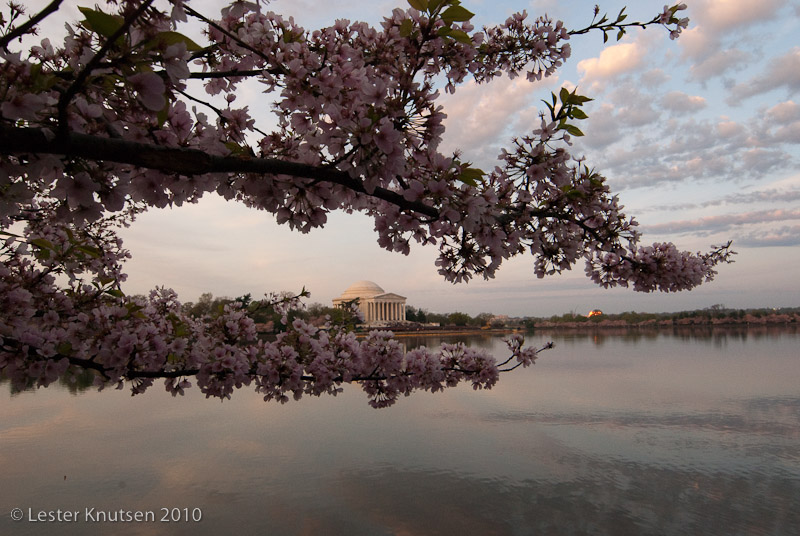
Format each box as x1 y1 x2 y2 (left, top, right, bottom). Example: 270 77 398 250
0 123 440 218
189 69 278 79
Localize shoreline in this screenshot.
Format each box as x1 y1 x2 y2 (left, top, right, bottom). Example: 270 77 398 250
352 312 799 337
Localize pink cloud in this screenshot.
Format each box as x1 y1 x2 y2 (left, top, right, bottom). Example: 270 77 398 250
661 91 707 114
728 48 800 104
766 101 800 124
690 0 788 31
438 75 557 161
644 208 800 234
577 42 646 86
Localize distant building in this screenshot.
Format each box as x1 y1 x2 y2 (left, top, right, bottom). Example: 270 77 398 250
587 309 603 318
333 281 407 325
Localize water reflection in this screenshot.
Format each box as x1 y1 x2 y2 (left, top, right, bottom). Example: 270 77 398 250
1 326 798 535
533 323 799 347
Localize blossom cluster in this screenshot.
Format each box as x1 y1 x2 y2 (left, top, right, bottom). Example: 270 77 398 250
0 0 731 404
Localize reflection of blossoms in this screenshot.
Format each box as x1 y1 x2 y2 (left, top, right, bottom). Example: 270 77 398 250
0 1 731 405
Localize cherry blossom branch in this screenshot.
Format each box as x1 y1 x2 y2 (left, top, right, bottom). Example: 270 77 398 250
0 0 733 407
56 0 156 135
569 4 689 42
0 0 64 51
0 123 440 218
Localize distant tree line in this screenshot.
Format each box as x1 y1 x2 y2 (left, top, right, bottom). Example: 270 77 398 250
178 295 508 330
178 294 800 331
405 306 504 328
180 293 358 332
534 305 800 326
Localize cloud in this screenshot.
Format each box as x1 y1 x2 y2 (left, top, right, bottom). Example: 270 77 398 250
728 47 800 104
643 208 800 234
689 0 789 31
716 119 745 139
737 224 800 247
661 92 707 115
640 69 670 88
577 42 646 89
688 48 751 81
580 102 800 190
677 26 714 60
580 103 622 150
766 101 800 123
678 1 790 83
705 187 800 206
438 75 557 165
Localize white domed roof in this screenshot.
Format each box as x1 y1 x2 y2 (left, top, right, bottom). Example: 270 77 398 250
339 280 385 299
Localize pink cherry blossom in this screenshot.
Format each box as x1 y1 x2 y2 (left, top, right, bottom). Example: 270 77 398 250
0 1 732 406
128 72 167 111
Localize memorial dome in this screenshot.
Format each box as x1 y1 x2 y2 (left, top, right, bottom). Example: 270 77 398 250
339 280 385 300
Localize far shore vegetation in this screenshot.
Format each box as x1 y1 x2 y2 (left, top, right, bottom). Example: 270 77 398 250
174 293 800 332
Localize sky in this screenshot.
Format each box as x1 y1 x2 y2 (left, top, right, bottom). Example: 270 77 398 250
22 0 800 316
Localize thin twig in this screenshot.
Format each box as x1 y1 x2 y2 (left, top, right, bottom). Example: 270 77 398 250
0 0 63 51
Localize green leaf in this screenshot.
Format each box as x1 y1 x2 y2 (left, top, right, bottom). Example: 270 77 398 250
30 238 54 250
56 342 73 356
78 7 124 39
446 29 472 44
399 19 414 37
458 167 485 186
570 108 588 120
616 29 625 41
566 91 593 105
224 141 249 156
34 249 51 261
441 5 474 23
74 245 102 258
559 87 570 104
428 0 446 11
104 288 125 298
157 105 169 128
407 0 428 11
124 302 145 319
98 276 116 286
148 31 203 52
560 124 585 137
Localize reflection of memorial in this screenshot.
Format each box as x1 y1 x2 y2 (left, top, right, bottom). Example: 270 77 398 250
332 281 407 325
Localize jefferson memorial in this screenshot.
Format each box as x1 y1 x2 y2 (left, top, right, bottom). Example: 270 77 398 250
332 281 407 324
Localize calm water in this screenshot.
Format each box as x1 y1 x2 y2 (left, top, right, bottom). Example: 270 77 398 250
1 326 798 535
